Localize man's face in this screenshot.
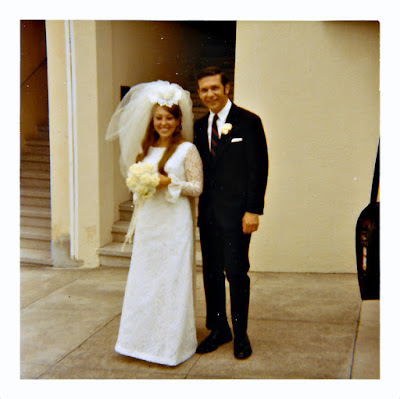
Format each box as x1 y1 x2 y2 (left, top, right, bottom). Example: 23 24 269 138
197 74 230 114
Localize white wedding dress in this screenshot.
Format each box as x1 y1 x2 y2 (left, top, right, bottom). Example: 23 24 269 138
115 142 203 366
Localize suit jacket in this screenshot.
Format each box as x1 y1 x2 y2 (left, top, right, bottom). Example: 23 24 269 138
194 103 269 231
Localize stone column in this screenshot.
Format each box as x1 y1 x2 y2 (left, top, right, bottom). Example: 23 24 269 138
46 20 114 268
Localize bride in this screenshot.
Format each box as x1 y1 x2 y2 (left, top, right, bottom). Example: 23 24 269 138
105 81 203 366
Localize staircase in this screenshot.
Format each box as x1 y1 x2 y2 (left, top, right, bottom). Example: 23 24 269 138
97 201 133 267
20 126 52 266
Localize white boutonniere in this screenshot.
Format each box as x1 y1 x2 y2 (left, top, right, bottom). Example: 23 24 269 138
221 123 233 135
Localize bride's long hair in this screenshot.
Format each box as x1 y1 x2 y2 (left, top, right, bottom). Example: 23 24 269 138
136 104 185 176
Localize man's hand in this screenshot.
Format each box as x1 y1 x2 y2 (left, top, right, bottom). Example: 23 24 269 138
242 212 259 234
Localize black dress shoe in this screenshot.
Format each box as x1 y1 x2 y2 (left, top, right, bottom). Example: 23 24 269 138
196 329 233 354
234 334 252 359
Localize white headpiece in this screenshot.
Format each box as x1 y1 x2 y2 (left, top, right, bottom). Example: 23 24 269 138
105 80 194 177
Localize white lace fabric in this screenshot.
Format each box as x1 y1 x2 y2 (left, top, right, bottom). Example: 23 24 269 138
115 142 203 366
166 143 203 202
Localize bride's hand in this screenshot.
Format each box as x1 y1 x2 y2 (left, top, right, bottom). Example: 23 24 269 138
157 173 171 189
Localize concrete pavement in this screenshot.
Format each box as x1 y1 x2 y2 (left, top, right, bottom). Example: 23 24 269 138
20 264 379 379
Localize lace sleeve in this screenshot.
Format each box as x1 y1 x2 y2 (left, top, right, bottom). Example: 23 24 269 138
181 144 203 197
166 144 203 202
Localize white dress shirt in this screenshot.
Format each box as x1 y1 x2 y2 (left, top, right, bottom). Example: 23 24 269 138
207 99 232 150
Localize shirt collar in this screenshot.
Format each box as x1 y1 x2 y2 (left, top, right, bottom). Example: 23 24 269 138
209 99 232 123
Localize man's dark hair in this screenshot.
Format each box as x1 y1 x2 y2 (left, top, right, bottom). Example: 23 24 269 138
196 66 230 88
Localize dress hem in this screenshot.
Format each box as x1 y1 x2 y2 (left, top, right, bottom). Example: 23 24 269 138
115 343 197 367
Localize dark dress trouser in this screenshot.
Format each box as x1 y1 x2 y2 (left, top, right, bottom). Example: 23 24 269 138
200 217 251 340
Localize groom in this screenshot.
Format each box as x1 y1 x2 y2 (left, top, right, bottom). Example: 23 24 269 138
194 67 269 359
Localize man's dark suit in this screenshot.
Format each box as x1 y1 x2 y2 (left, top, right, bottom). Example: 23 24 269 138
194 102 269 340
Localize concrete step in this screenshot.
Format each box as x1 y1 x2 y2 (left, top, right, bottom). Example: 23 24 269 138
111 220 130 243
20 195 51 207
25 139 49 147
20 169 50 180
21 237 51 251
100 255 131 268
20 205 51 228
20 187 50 208
20 177 50 189
20 160 50 172
20 225 51 240
97 241 132 256
20 217 51 228
20 247 52 266
20 169 51 189
20 205 51 219
21 154 49 163
97 242 132 267
119 200 134 221
24 143 50 156
20 225 51 250
20 186 50 199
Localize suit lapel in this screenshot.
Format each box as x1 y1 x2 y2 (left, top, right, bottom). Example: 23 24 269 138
225 103 239 126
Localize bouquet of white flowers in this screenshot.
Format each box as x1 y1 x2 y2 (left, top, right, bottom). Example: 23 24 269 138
123 162 160 248
126 162 160 199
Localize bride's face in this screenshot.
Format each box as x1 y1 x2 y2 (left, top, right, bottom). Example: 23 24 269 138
153 106 179 140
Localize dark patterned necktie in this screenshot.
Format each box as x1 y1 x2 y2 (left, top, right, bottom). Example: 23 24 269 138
210 114 219 156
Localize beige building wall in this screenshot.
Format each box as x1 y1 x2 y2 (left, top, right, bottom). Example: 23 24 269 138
235 21 380 273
